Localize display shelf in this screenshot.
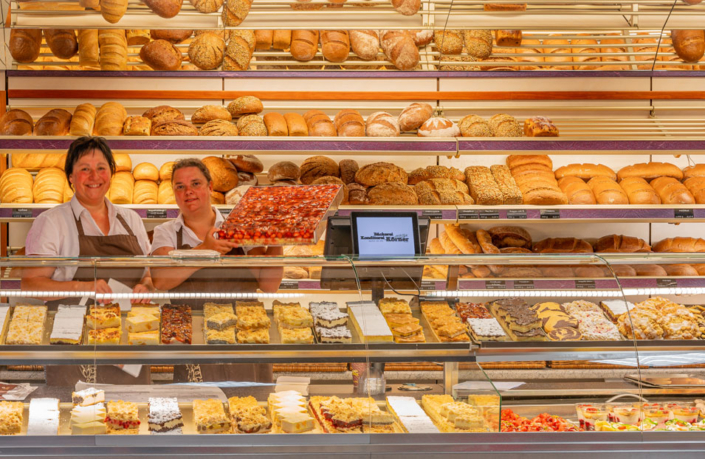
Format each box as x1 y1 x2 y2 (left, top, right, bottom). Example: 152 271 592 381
457 205 705 223
457 138 705 154
337 206 458 223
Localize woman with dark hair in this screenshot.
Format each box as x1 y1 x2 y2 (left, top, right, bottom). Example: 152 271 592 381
151 158 283 382
22 136 153 385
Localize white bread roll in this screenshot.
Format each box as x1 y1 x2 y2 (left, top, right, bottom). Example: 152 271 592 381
133 162 159 181
159 161 175 181
133 180 158 204
114 153 132 172
158 180 176 204
0 168 33 203
109 171 134 204
33 167 66 203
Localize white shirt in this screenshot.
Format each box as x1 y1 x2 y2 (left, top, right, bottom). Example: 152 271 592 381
26 196 152 282
151 207 226 253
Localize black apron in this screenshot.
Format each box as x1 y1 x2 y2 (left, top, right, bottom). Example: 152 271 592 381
45 212 151 386
171 225 272 383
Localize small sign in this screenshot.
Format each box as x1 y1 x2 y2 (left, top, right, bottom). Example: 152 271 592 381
575 279 596 289
146 209 168 219
421 280 438 291
219 207 233 217
674 209 694 219
479 210 500 220
657 278 678 288
540 209 560 220
421 210 443 220
507 209 527 219
279 280 299 290
514 280 534 290
486 280 507 290
458 209 479 220
11 208 32 218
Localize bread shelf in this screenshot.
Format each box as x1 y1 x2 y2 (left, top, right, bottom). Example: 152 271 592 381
456 277 705 292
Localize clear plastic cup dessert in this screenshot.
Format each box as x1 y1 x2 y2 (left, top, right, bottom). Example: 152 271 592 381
667 402 699 424
582 404 609 431
575 404 594 430
612 403 641 426
642 403 670 427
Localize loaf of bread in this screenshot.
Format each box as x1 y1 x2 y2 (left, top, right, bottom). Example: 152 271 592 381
392 0 420 15
654 237 705 253
320 30 350 63
100 0 128 23
380 31 419 71
112 154 131 172
572 37 600 70
415 178 468 197
300 156 339 184
516 38 544 70
200 119 238 136
272 30 292 50
417 189 473 205
543 36 572 70
191 105 231 125
227 96 263 118
263 113 288 136
684 176 705 204
464 166 503 205
489 114 522 137
595 234 651 253
618 177 661 204
684 164 705 179
367 182 418 205
523 116 558 137
152 119 199 136
34 109 72 136
533 237 593 253
151 29 193 44
31 167 65 204
597 36 628 70
489 165 522 204
283 113 308 136
222 0 252 26
303 110 336 136
663 264 699 277
617 162 684 181
188 32 225 70
458 115 491 137
77 29 99 68
267 161 300 183
0 168 33 204
133 162 159 181
228 155 262 174
671 30 705 63
140 39 183 70
108 171 134 204
417 118 459 137
144 105 184 125
69 103 97 137
290 30 319 61
190 0 223 13
495 30 522 47
202 156 239 192
650 176 695 204
557 176 596 205
355 162 407 186
587 176 629 205
158 180 176 204
9 29 42 63
333 110 365 137
434 30 463 55
554 163 616 181
398 103 433 132
98 29 127 70
223 35 253 71
44 29 78 59
11 154 66 170
159 162 174 181
126 30 150 46
349 30 379 61
133 180 158 204
366 112 400 137
0 109 34 136
123 116 151 136
633 264 667 276
507 154 552 171
408 166 464 185
95 102 127 136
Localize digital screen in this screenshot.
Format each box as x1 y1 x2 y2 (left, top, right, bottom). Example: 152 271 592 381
354 216 417 258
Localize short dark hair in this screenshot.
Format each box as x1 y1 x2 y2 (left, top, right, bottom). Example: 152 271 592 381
64 136 116 181
171 158 212 184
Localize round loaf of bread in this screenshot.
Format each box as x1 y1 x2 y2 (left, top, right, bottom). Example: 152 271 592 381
159 161 175 181
368 182 418 205
151 29 193 44
228 96 264 117
114 154 132 172
210 190 225 204
133 180 158 204
191 105 231 124
398 103 434 132
459 114 492 137
488 226 532 248
140 39 183 71
347 183 368 204
407 29 434 47
158 180 176 204
555 163 617 181
33 167 65 204
200 119 238 136
0 109 34 136
143 0 183 18
236 115 267 136
300 156 340 184
151 119 199 136
225 185 251 205
237 171 258 186
188 32 225 70
664 263 699 276
408 165 465 185
143 105 185 125
365 112 400 137
489 113 522 137
268 161 300 182
333 109 365 137
634 264 668 276
0 168 33 203
202 156 239 192
355 162 408 186
339 159 359 184
133 162 159 181
229 155 264 173
312 176 348 204
190 0 223 13
417 117 460 137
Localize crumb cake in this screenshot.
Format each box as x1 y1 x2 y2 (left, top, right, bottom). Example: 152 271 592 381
88 326 121 345
228 396 272 434
148 397 184 434
378 298 412 315
237 327 270 344
0 401 23 435
193 399 231 434
106 400 140 433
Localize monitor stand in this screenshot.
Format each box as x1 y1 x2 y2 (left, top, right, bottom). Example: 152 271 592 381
370 279 385 306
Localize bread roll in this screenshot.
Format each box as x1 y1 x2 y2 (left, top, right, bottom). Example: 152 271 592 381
283 113 308 136
111 154 131 173
191 105 231 125
489 114 521 137
69 103 96 137
507 154 552 171
320 30 350 63
368 182 418 205
100 0 128 23
133 163 159 181
0 168 33 203
32 167 65 204
392 0 420 15
683 164 705 179
98 29 127 70
459 115 491 137
290 30 319 61
331 110 364 137
634 264 668 276
152 119 199 136
202 156 239 192
121 116 149 136
34 109 72 136
223 35 252 71
140 39 183 70
95 102 127 136
398 103 434 132
654 237 705 253
133 180 158 204
108 171 134 204
557 176 596 205
188 32 225 70
380 30 419 71
516 38 543 70
222 0 252 26
303 110 336 137
533 237 593 253
9 29 42 63
272 30 292 50
268 161 300 182
151 29 193 43
227 96 263 118
618 177 661 204
236 115 267 136
158 180 176 204
595 234 651 253
159 162 175 181
190 0 223 13
44 29 78 59
143 0 183 17
0 109 34 136
671 30 705 63
365 112 400 137
259 113 286 136
434 30 463 55
544 36 572 70
617 162 684 181
349 30 379 61
463 30 493 60
663 264 699 277
554 163 616 181
77 29 99 68
355 162 407 186
650 176 695 204
227 155 262 174
587 176 629 205
143 105 184 125
571 37 600 70
684 176 705 204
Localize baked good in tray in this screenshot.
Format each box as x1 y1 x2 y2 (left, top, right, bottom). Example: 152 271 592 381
217 185 343 246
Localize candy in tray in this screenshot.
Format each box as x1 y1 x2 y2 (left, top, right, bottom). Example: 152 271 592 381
217 185 343 246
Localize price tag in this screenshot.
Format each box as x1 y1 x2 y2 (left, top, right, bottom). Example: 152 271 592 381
479 210 500 220
657 278 678 288
575 279 596 289
674 209 694 219
485 280 506 290
458 209 479 220
421 210 443 220
421 280 438 291
11 208 32 218
146 209 167 219
514 280 534 290
279 280 299 290
507 209 527 219
540 209 560 220
219 207 233 217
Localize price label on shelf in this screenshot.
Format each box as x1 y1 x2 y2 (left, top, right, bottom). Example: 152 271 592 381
146 209 167 219
458 209 479 220
219 207 233 217
279 280 299 290
421 210 443 220
540 209 560 220
421 280 438 291
674 209 694 219
514 280 534 290
575 279 596 289
657 278 678 288
507 209 527 219
485 280 506 290
11 208 32 218
479 210 500 220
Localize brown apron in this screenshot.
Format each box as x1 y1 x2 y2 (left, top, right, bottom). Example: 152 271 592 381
45 212 151 386
172 226 273 384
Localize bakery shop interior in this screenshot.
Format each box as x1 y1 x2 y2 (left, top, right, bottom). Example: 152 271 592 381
4 0 705 454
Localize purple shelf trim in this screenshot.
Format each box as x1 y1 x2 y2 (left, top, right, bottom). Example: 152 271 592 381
0 280 21 290
558 208 677 220
297 280 321 289
595 279 620 289
132 209 180 218
441 210 456 220
0 208 46 218
458 139 705 151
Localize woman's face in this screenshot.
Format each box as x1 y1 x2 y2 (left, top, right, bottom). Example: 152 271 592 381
69 149 112 206
172 166 213 214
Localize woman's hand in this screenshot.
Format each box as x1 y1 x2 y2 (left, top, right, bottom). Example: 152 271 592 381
131 282 154 304
198 226 238 255
94 279 113 304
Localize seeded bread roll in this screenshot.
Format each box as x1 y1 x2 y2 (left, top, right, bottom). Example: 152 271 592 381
434 30 463 54
349 30 379 61
222 0 253 26
366 112 400 137
268 161 300 182
489 114 522 137
303 110 336 136
650 176 696 204
190 0 223 13
0 110 34 136
368 182 418 205
236 114 267 136
417 189 473 205
398 103 434 132
263 112 288 136
200 119 238 136
9 29 42 63
191 105 231 125
227 96 263 118
333 109 365 137
490 165 522 204
463 30 492 59
300 156 340 184
408 165 464 185
617 162 684 181
283 113 308 136
618 177 661 204
188 32 225 70
587 176 629 205
380 30 419 71
459 114 492 137
223 35 253 71
554 163 616 181
557 176 596 205
123 116 151 136
414 178 469 195
465 166 503 205
355 162 408 186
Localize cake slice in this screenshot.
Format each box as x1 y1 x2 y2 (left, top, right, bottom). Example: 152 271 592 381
206 326 236 345
379 298 412 315
70 403 107 435
6 320 44 345
106 400 140 433
27 398 60 435
236 314 271 331
204 303 234 318
279 326 314 344
206 312 238 331
316 326 352 344
86 304 121 330
88 326 121 345
385 314 420 328
50 310 85 345
72 387 105 407
280 411 315 433
161 304 192 345
237 328 269 344
128 330 160 345
467 318 508 342
347 302 393 343
0 401 23 435
193 399 231 434
148 397 184 434
279 307 313 329
228 397 271 434
126 312 159 333
395 331 426 344
0 305 10 343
